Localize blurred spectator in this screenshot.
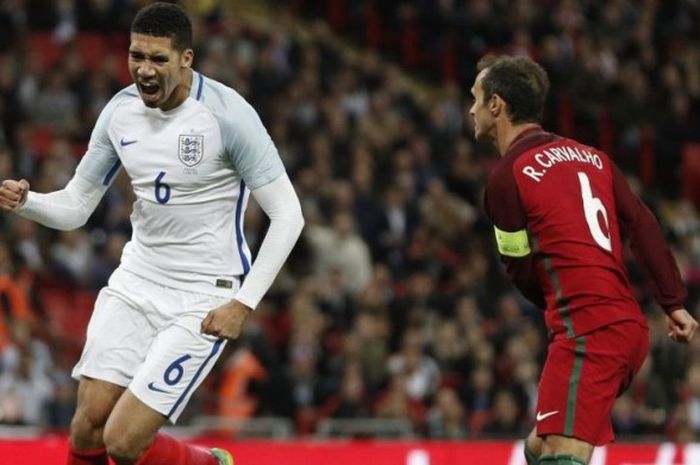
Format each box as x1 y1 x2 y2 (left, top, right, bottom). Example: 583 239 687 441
373 371 426 432
426 386 467 439
0 241 35 352
0 347 54 424
482 389 526 437
50 229 93 286
683 363 700 435
31 67 79 134
306 210 372 296
321 361 370 419
350 309 389 394
216 345 268 433
0 321 55 425
386 327 440 402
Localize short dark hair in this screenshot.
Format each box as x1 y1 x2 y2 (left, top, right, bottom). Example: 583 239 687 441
476 55 550 124
131 2 192 51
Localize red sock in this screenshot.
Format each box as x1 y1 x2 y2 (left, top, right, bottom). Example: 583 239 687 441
67 446 108 465
134 434 217 465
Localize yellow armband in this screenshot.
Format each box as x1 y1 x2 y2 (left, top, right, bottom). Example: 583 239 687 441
493 226 531 257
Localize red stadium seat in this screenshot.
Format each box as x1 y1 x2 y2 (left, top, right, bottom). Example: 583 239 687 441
28 32 63 71
326 0 349 31
39 287 96 348
30 125 55 159
76 32 107 72
364 0 382 49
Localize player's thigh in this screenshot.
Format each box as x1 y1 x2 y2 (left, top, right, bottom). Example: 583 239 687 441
130 310 227 423
103 389 168 459
614 321 650 395
70 377 125 448
72 269 156 387
537 322 647 446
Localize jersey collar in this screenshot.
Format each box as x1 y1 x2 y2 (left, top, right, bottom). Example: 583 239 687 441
189 70 204 102
504 125 552 159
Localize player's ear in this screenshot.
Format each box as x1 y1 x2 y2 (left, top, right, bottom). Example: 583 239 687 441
489 94 503 117
181 48 194 68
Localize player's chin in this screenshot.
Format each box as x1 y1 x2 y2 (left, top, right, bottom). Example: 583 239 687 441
140 94 160 108
474 130 492 144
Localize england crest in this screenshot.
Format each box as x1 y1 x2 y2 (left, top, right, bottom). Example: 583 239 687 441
178 134 204 167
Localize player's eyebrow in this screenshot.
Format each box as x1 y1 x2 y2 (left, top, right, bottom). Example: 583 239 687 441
129 50 170 62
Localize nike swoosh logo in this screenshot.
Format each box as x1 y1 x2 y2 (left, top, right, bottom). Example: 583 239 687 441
147 382 170 393
536 410 559 421
120 138 138 147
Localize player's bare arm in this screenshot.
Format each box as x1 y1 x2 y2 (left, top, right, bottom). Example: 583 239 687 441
667 308 699 343
200 300 252 340
0 179 29 211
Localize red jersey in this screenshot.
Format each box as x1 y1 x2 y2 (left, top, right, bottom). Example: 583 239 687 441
484 127 686 337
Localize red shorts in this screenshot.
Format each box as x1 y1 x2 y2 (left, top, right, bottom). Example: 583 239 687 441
535 320 649 446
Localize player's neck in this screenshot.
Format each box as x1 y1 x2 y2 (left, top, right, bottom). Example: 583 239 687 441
496 122 541 156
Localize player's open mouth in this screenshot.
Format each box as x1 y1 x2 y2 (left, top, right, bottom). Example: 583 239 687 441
139 82 161 103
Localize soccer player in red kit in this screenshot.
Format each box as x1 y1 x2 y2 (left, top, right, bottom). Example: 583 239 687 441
472 55 698 465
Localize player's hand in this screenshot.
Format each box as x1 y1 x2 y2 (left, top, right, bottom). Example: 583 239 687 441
667 308 698 344
0 179 30 212
200 299 252 340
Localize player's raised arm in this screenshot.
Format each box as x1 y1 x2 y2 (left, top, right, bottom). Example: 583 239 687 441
0 156 110 232
12 174 108 230
2 86 131 230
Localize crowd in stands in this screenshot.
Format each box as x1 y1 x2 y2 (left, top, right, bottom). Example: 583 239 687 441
0 0 699 443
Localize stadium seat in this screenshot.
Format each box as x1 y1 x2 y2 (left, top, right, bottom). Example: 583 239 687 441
29 126 55 159
39 287 96 349
28 32 63 71
76 32 107 72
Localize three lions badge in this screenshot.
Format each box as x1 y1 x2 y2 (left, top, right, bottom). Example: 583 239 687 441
178 134 204 167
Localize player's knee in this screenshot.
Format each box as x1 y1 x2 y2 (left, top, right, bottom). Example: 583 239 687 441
525 429 542 464
70 407 108 449
541 435 592 464
103 428 144 464
524 445 537 465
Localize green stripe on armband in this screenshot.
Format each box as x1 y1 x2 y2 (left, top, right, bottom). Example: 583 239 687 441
494 226 531 257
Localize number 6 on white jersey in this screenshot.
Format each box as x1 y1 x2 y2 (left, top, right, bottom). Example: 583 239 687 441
578 172 612 252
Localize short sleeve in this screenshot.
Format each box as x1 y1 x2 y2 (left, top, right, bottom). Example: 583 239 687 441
217 98 285 190
484 161 528 232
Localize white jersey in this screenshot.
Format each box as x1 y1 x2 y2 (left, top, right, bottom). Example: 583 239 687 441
76 71 285 295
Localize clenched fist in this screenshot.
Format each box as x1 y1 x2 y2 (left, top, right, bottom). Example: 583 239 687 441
201 299 252 340
667 308 699 344
0 179 30 212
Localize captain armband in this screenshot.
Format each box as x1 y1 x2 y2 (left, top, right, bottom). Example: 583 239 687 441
493 226 531 257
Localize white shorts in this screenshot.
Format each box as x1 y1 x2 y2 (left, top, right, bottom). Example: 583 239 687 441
72 267 238 423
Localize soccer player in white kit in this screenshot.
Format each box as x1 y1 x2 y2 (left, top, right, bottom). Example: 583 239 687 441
0 3 304 465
